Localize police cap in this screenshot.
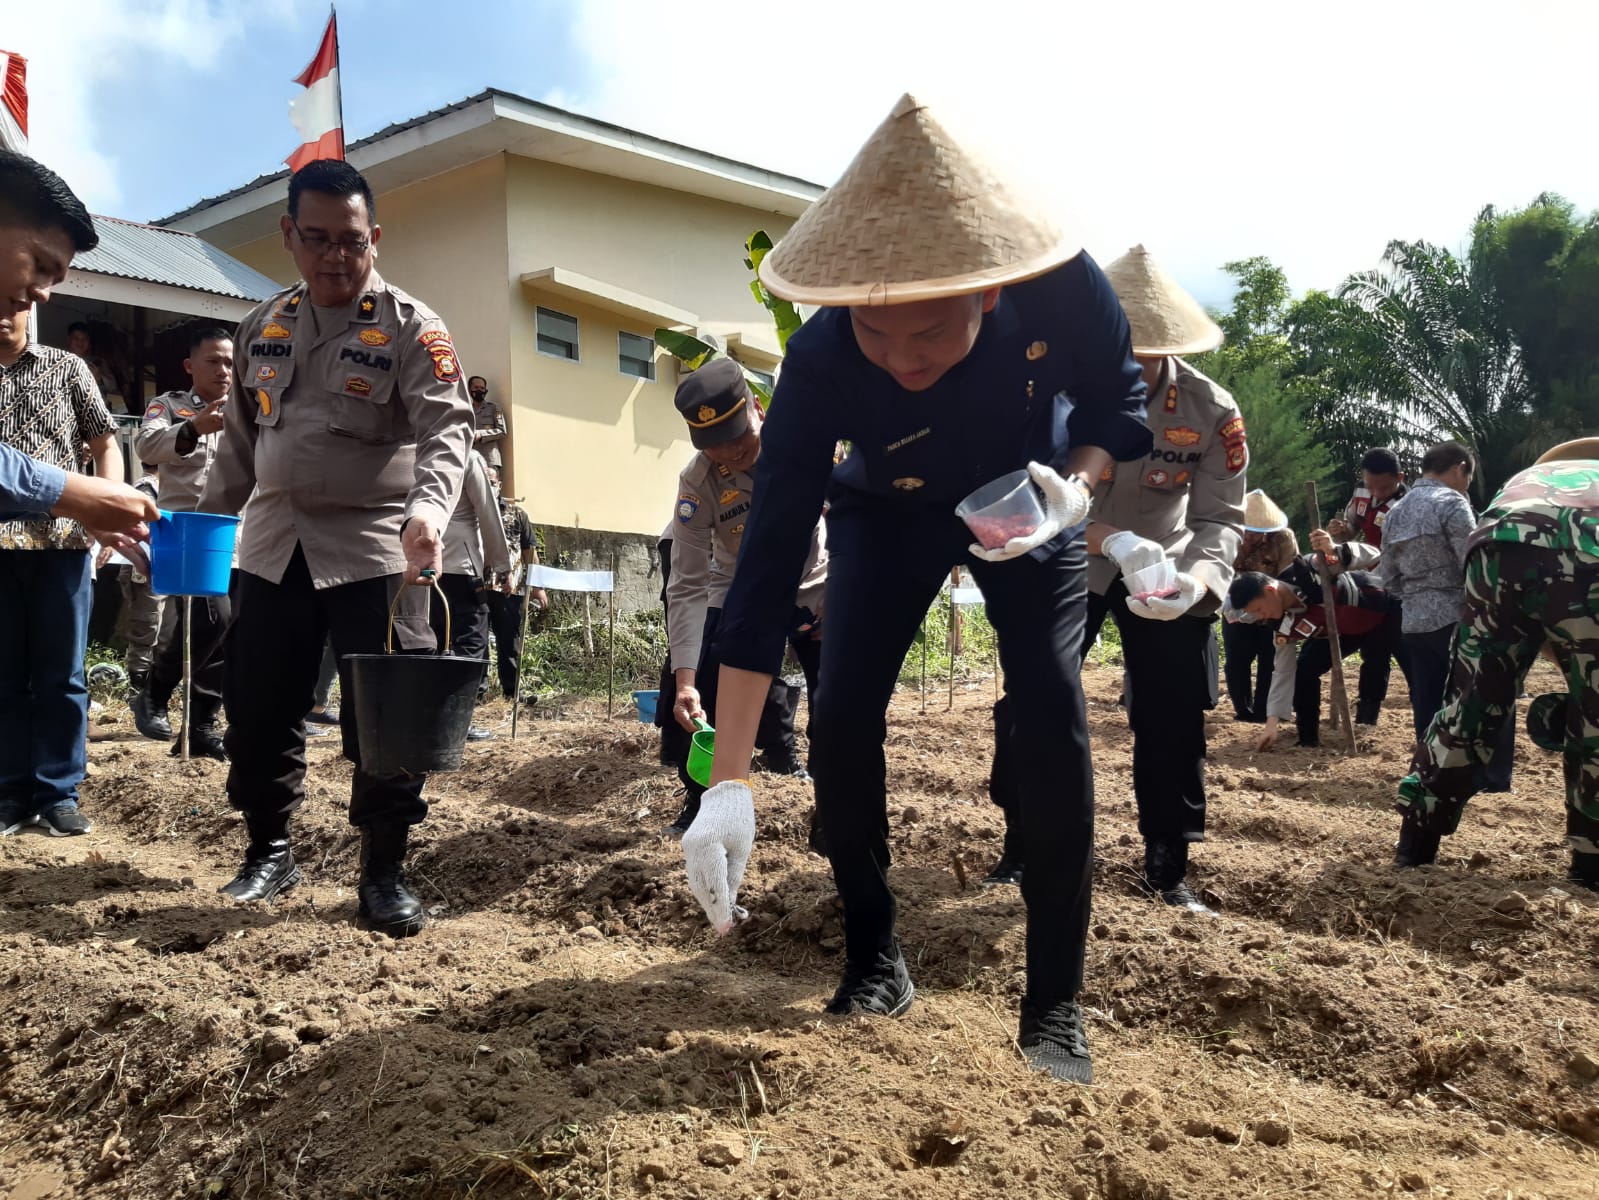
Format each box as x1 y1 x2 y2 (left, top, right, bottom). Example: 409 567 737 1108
674 358 752 449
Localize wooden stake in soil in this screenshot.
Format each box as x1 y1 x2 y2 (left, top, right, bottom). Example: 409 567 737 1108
607 552 617 719
180 596 192 763
1306 481 1358 751
511 571 536 741
946 593 957 712
920 613 929 714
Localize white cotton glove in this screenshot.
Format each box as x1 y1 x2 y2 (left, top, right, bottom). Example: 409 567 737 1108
1100 530 1167 576
967 462 1092 563
1126 571 1206 621
681 780 756 935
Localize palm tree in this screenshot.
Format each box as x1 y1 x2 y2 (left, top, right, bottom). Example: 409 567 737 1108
1288 214 1536 500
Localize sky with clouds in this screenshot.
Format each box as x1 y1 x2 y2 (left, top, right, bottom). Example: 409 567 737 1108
8 0 1596 306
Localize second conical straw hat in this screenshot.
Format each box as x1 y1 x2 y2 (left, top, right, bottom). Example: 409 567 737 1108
1102 245 1223 356
759 94 1079 307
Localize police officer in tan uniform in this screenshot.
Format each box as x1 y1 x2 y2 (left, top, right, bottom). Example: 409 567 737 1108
130 326 234 757
198 160 473 937
666 358 827 837
986 246 1245 912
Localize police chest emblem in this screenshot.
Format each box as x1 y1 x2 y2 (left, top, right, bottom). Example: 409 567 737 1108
1025 340 1048 361
677 496 699 524
345 377 373 396
893 477 924 491
175 408 196 419
358 329 392 347
260 322 292 340
719 487 740 506
1145 469 1170 487
255 365 277 383
1164 426 1201 448
1099 464 1115 483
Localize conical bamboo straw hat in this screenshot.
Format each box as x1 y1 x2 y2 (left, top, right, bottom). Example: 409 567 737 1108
759 94 1079 307
1535 437 1599 465
1102 245 1223 356
1243 489 1289 533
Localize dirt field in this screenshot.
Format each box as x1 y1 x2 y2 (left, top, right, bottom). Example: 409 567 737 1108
2 664 1597 1200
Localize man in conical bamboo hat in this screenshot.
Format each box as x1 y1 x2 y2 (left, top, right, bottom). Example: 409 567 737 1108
680 94 1154 1084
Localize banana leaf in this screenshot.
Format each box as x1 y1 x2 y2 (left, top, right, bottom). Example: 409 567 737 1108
744 230 803 352
653 328 773 409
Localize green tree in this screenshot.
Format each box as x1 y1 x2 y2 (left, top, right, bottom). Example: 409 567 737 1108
1476 193 1599 441
1193 258 1341 525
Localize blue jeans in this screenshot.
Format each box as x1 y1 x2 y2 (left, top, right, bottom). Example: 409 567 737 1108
0 549 92 810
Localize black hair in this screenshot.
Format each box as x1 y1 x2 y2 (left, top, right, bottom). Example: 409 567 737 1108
188 325 233 355
287 159 376 223
0 150 98 253
1359 447 1402 476
1420 440 1474 478
1227 571 1273 611
468 375 487 389
67 321 90 336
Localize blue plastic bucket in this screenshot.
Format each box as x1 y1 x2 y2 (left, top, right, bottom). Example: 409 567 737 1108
633 689 659 724
149 510 240 597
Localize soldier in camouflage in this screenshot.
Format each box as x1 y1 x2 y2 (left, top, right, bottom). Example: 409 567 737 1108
1395 439 1599 890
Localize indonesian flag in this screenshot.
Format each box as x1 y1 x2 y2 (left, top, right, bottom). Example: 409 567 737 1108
0 49 26 152
285 13 343 171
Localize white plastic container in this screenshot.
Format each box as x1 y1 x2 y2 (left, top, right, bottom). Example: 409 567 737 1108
956 470 1046 550
1124 559 1178 601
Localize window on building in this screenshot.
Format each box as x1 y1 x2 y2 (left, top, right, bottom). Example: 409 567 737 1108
743 366 775 393
536 307 580 361
618 331 657 381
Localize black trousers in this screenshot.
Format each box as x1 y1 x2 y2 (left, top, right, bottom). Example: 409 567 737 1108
223 544 435 827
485 589 525 697
1223 619 1276 722
677 605 822 801
148 580 233 727
1405 623 1514 790
429 572 490 664
992 581 1212 845
816 505 1093 1008
655 538 691 768
1294 621 1402 743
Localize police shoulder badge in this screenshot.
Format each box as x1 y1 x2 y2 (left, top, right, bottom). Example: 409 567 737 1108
143 402 164 420
418 329 461 382
677 496 699 523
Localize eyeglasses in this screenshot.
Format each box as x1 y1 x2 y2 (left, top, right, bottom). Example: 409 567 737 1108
291 220 371 258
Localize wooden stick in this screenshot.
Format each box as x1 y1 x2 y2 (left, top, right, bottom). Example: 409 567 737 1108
920 614 929 715
947 593 956 712
1305 482 1357 751
180 596 192 763
607 553 617 719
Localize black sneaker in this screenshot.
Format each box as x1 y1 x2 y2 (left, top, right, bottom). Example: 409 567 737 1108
1 796 34 837
806 807 828 858
305 708 340 726
759 749 812 782
35 801 92 837
465 726 495 742
981 853 1024 888
1394 821 1440 868
1019 998 1093 1084
824 944 915 1017
1156 880 1217 916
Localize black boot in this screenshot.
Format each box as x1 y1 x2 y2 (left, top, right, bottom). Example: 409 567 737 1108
806 806 827 857
665 790 700 837
982 812 1025 887
131 689 172 740
1568 851 1599 892
358 824 426 938
1393 819 1441 868
1144 840 1216 915
759 745 812 782
1355 699 1381 726
171 723 228 763
220 813 302 902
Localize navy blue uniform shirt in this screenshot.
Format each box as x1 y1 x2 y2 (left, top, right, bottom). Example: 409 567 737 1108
717 253 1151 676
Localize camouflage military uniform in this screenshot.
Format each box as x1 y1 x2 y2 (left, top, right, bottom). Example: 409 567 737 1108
1398 460 1599 855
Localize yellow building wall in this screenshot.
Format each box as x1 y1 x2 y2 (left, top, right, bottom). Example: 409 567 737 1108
216 153 796 535
504 157 797 535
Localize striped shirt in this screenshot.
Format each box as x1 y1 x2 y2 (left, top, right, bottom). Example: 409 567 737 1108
0 343 116 550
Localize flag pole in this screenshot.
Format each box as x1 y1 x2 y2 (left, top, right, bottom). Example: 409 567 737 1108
330 5 345 158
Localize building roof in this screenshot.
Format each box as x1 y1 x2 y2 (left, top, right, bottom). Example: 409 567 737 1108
158 88 825 246
73 215 282 302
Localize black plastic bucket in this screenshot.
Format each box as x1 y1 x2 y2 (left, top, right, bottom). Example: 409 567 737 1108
345 575 488 778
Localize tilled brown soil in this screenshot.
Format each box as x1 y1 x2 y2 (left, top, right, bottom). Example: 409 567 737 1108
2 664 1597 1200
